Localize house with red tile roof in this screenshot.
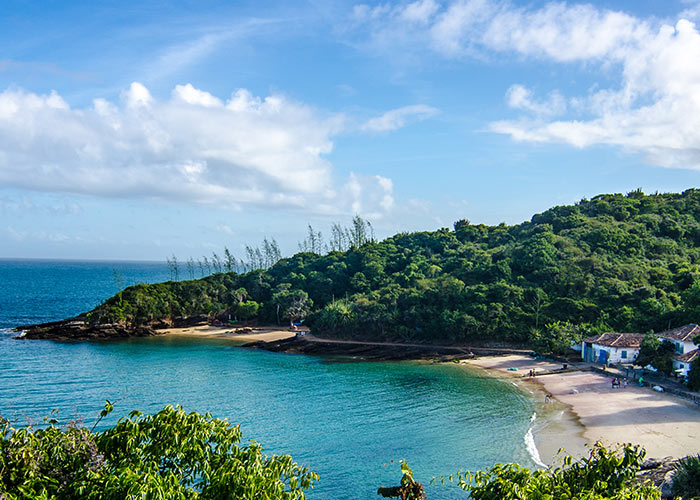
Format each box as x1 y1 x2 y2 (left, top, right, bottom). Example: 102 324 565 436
657 324 700 355
673 349 699 377
582 333 644 365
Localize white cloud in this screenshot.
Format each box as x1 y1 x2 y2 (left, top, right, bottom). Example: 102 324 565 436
0 83 395 214
505 84 565 116
352 0 700 169
336 173 395 218
400 0 440 24
361 104 438 132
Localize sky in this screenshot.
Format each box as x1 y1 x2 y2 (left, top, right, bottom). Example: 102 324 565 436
3 0 700 261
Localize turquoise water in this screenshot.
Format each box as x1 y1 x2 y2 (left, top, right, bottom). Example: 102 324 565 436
0 259 170 328
0 260 538 499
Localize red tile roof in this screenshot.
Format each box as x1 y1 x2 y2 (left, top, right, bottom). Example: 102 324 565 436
583 333 645 348
675 349 699 364
658 324 700 342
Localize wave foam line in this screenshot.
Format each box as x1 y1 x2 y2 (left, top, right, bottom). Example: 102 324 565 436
525 412 547 468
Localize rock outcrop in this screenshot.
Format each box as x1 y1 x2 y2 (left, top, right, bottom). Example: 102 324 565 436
636 457 678 498
242 336 474 362
14 317 159 341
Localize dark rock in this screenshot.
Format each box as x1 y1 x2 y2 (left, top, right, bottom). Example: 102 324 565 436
172 315 210 328
635 456 677 497
146 319 172 330
241 337 474 362
14 318 160 341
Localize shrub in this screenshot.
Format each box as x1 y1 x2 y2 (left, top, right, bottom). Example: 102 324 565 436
452 442 660 500
0 404 317 499
672 454 700 499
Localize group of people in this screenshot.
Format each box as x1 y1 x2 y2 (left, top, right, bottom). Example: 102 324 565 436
527 369 537 377
611 377 628 389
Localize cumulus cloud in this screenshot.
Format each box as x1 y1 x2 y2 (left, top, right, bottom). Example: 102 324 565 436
505 84 565 116
361 104 438 132
351 0 700 168
340 173 394 217
0 82 397 215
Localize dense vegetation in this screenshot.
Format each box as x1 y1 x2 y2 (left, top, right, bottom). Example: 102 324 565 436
0 404 316 499
88 190 700 349
1 405 663 500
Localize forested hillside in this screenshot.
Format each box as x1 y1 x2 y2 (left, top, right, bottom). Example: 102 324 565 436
86 189 700 346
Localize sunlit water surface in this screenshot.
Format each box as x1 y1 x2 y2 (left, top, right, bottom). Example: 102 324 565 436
0 260 537 499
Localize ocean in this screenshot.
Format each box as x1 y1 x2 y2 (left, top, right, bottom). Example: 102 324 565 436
0 259 539 499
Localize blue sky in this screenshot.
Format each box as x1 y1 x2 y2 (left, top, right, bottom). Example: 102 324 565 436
2 0 700 261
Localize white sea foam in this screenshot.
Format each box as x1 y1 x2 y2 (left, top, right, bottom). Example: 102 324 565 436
525 412 548 468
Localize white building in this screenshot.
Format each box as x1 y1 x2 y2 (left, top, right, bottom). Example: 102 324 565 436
657 324 700 355
582 333 644 365
673 349 699 377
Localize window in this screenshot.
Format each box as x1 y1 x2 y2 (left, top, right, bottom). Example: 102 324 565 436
621 350 627 359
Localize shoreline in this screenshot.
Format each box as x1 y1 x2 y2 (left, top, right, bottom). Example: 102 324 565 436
462 354 700 466
14 320 700 466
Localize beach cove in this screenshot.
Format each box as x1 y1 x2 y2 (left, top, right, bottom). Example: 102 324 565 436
138 324 700 466
1 328 543 500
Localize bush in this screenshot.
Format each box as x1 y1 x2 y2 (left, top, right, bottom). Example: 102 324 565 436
672 454 700 499
0 404 317 499
453 442 660 500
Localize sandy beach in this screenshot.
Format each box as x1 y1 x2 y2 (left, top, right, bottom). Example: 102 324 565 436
163 324 299 343
464 354 700 465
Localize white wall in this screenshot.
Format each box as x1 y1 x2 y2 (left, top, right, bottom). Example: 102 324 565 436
592 344 639 364
672 359 691 377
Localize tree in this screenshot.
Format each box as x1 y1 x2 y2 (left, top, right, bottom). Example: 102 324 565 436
166 254 179 281
688 357 700 391
298 225 324 254
530 321 584 356
272 285 312 327
223 247 237 273
0 404 317 499
236 300 259 321
636 335 674 375
211 252 223 273
329 223 348 251
186 257 196 280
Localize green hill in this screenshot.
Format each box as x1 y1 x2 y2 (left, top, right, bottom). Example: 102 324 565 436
86 189 700 347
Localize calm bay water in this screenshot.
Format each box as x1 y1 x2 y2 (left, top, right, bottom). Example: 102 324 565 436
0 259 537 499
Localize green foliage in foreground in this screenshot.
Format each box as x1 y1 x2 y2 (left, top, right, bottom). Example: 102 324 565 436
449 443 659 500
0 405 666 500
0 405 317 500
88 190 700 348
672 453 700 499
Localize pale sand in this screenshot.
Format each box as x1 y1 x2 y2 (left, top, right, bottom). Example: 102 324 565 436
464 354 700 464
163 325 298 343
